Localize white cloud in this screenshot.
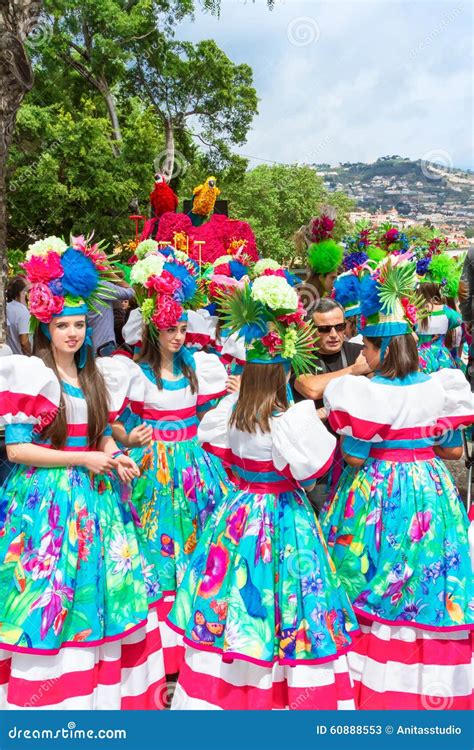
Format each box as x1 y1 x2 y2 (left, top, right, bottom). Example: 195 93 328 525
177 0 473 168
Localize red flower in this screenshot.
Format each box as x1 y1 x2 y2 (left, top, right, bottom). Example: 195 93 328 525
261 331 283 355
277 301 306 326
213 262 231 277
384 228 399 243
401 296 417 325
262 268 286 278
311 215 335 243
22 252 63 284
151 295 183 329
145 270 181 295
28 283 64 323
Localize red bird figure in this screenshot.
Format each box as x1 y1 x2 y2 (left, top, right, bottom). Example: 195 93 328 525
150 173 179 218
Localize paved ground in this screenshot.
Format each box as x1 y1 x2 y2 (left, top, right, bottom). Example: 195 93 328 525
447 446 472 508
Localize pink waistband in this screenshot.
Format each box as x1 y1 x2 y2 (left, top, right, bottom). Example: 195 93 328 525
370 447 435 462
234 475 297 493
151 425 197 441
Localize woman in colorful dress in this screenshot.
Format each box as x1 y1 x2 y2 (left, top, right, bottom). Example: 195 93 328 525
320 255 474 709
167 276 361 710
112 249 231 675
0 235 166 710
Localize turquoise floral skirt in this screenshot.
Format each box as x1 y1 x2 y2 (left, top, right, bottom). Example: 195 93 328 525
168 487 359 666
0 464 158 653
418 339 457 374
320 458 473 630
129 437 230 595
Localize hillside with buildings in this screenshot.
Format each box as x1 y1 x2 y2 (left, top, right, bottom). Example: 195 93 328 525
314 156 473 247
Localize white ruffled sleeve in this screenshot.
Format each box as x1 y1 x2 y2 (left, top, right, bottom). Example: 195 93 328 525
431 369 474 431
99 355 146 420
194 351 228 409
186 309 217 352
323 375 390 441
0 356 60 444
198 392 237 464
220 332 246 368
272 400 336 486
122 308 143 347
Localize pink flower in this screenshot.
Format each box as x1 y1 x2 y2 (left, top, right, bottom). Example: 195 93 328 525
214 262 231 276
262 267 286 278
409 511 432 543
22 252 63 284
401 297 417 326
384 228 399 243
71 234 109 270
151 295 183 329
145 270 181 295
197 543 229 598
261 331 283 355
28 283 64 323
30 570 74 640
277 301 306 326
225 504 249 545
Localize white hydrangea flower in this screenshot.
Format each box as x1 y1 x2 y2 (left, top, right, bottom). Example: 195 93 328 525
130 254 165 285
251 275 298 311
26 236 68 260
135 239 159 259
173 250 189 262
253 258 281 276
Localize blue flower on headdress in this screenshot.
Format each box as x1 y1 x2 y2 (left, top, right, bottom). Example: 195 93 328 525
48 278 64 296
416 257 431 276
283 269 298 287
160 246 174 257
343 251 368 271
164 260 197 302
360 275 381 317
61 248 98 298
334 275 360 307
228 260 248 281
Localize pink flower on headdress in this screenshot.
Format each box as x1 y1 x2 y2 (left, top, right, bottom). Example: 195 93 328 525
146 270 181 295
261 331 283 355
28 283 64 323
262 267 286 279
213 262 231 276
277 301 306 326
384 228 399 244
151 295 183 329
401 297 417 325
22 253 63 284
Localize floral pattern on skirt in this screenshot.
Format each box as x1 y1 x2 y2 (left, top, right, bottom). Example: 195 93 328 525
169 487 360 665
0 464 158 652
320 458 474 630
129 437 229 595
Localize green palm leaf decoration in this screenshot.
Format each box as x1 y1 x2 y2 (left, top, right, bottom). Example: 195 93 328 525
218 285 268 340
378 262 417 314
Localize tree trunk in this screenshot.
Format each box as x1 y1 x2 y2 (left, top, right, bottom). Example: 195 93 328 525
162 119 175 182
0 0 40 343
100 84 122 158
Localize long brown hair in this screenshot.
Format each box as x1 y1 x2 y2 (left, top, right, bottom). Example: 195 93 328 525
367 334 419 379
33 328 110 449
138 327 198 393
417 282 445 331
230 362 288 434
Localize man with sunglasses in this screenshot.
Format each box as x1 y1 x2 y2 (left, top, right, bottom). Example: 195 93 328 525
292 298 371 511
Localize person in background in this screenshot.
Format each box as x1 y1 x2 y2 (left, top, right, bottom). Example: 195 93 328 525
87 276 134 357
6 277 31 356
292 298 370 511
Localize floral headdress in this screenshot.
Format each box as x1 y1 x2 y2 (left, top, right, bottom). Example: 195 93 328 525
414 238 462 298
218 271 317 374
359 253 426 339
342 220 386 269
130 246 203 333
333 270 361 317
305 206 344 276
21 234 116 367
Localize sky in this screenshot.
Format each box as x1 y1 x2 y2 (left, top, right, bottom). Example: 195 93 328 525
176 0 473 170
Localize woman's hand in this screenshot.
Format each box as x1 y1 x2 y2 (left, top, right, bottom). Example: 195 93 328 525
128 423 153 447
82 451 118 475
226 375 241 394
115 454 140 483
317 407 327 421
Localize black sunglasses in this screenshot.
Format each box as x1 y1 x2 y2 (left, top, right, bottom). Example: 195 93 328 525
316 323 346 334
